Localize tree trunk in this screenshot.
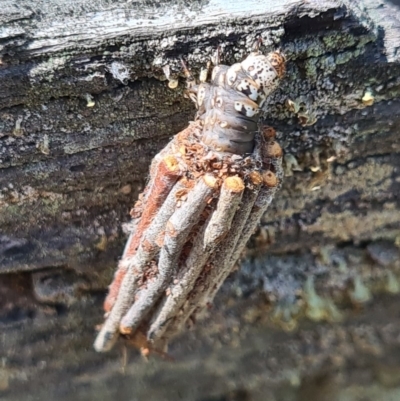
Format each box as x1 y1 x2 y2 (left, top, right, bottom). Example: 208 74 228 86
1 0 400 399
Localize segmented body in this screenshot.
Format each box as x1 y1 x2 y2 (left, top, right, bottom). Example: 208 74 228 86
191 51 285 154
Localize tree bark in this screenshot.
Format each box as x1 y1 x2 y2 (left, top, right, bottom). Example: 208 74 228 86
1 0 400 399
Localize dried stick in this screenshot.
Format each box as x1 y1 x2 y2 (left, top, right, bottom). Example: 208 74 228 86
203 170 280 306
156 184 261 344
123 155 182 257
197 159 283 313
94 179 186 352
119 174 219 334
147 176 245 342
104 155 182 312
159 153 283 343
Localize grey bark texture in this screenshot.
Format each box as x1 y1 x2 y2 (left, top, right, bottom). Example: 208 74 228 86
1 0 400 400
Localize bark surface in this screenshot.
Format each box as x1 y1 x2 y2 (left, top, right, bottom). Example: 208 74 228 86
1 0 400 399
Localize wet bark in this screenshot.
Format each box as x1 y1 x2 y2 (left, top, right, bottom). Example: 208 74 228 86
1 0 400 399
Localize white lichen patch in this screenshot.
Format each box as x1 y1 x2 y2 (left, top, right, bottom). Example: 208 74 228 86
28 56 69 80
109 61 130 84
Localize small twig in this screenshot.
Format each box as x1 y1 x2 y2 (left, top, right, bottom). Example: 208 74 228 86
159 184 261 342
202 154 283 310
123 156 182 258
94 180 187 352
204 171 280 307
159 146 282 341
148 176 245 342
119 175 218 334
104 155 183 312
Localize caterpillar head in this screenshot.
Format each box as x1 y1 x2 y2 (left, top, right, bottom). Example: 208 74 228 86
217 51 286 108
240 51 285 96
